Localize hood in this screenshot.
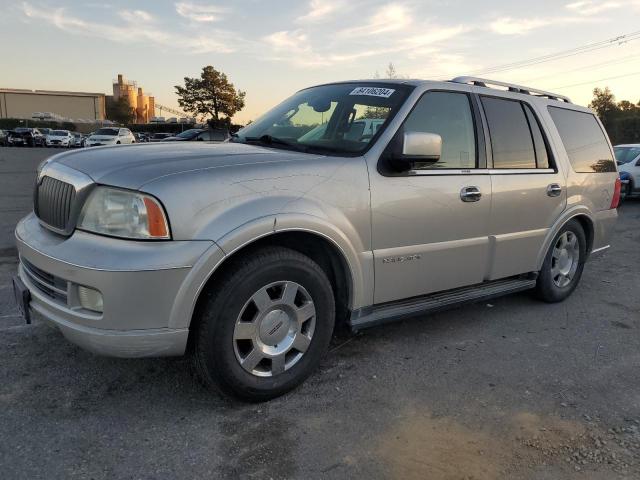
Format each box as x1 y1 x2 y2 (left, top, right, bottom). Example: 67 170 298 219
45 142 324 190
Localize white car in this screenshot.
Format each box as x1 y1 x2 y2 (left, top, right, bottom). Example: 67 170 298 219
86 127 136 147
614 144 640 197
46 130 73 148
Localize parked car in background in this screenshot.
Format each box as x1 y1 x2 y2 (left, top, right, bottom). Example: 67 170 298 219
149 132 172 142
0 129 7 146
134 132 150 143
70 132 84 148
614 144 640 199
46 130 73 148
13 77 620 401
85 127 136 147
39 128 51 137
161 128 229 142
8 128 46 147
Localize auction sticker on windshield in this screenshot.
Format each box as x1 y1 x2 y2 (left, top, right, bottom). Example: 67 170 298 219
349 87 396 98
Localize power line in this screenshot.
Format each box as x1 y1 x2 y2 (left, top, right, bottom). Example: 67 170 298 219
522 52 640 83
473 30 640 76
552 70 640 89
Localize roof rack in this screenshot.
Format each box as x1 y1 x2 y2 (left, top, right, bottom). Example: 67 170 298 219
450 76 572 103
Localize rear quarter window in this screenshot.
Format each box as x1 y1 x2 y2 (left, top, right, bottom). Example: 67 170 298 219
548 107 615 173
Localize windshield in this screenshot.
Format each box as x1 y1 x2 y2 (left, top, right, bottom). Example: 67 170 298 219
175 129 202 138
52 130 67 135
234 83 413 155
95 128 119 136
614 146 640 164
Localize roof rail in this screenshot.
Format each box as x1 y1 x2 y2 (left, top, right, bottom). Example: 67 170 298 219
450 76 572 103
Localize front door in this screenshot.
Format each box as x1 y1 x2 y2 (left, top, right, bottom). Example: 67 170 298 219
370 90 492 304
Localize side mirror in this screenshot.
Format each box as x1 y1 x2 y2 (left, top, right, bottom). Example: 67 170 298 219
392 132 442 171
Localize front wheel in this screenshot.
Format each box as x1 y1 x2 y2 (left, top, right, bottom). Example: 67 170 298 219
535 220 586 303
192 247 335 401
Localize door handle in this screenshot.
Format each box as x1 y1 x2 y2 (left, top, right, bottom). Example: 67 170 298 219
547 183 562 197
460 186 482 202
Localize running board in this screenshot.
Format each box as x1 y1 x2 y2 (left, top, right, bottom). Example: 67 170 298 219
349 276 537 331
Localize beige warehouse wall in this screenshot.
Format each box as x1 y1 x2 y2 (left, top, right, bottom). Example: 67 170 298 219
0 92 105 120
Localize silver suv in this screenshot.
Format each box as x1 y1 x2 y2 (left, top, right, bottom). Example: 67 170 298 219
13 77 620 400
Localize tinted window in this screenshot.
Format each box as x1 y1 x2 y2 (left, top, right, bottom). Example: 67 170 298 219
482 97 536 168
523 104 550 169
548 107 615 173
403 91 476 169
197 131 211 141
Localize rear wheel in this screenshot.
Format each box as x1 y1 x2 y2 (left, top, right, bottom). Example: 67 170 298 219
535 220 586 302
192 247 335 401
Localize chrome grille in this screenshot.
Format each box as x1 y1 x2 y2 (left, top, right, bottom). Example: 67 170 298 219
21 258 68 304
35 176 76 231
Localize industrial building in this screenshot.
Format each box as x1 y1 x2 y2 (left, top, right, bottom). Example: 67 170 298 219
110 74 156 124
0 88 106 121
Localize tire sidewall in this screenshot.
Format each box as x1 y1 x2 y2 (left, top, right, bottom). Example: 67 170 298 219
537 220 587 302
197 251 335 400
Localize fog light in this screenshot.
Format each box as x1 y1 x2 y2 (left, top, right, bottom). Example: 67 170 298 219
78 286 103 313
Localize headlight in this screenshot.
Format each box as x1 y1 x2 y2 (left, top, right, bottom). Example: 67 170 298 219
77 187 170 239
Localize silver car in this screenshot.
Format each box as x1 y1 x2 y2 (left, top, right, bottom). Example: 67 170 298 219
13 77 620 401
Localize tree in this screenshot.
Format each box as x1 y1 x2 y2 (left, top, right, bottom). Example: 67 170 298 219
175 66 246 128
588 87 620 123
106 97 135 125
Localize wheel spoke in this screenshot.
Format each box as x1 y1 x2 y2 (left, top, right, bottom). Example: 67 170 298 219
281 281 298 306
271 353 286 374
293 334 311 353
296 302 316 324
241 349 263 371
552 248 561 260
567 234 578 251
551 265 560 278
233 322 256 341
251 288 272 311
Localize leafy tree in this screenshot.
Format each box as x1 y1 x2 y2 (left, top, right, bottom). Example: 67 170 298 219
175 66 246 128
106 97 135 125
588 87 620 123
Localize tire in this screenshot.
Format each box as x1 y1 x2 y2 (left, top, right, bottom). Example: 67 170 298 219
620 182 630 202
535 220 586 303
116 141 121 145
192 247 335 401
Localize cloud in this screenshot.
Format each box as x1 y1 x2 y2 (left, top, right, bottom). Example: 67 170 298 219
565 1 621 15
296 0 343 23
175 1 226 23
21 2 234 53
488 15 595 35
338 3 412 38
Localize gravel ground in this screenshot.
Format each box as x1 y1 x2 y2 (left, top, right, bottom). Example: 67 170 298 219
0 146 638 479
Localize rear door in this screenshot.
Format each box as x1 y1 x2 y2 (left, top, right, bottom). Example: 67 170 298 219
480 96 567 280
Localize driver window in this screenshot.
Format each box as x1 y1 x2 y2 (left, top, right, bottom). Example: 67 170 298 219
403 91 476 169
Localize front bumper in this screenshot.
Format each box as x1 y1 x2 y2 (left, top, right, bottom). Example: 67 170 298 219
15 213 218 357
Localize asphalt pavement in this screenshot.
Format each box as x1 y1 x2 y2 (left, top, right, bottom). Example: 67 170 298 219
0 146 638 479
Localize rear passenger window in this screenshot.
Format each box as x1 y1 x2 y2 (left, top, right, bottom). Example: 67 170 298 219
402 91 476 169
481 97 536 169
548 107 615 173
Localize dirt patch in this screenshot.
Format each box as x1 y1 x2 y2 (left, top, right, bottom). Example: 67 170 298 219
378 409 639 479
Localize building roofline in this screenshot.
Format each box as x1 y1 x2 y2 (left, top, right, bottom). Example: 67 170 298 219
0 88 105 97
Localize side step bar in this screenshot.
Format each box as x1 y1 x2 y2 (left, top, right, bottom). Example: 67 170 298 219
349 276 537 331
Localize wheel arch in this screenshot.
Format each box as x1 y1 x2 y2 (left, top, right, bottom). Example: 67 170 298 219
184 229 361 352
536 208 595 269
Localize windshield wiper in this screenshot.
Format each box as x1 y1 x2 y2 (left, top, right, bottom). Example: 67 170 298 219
242 135 308 152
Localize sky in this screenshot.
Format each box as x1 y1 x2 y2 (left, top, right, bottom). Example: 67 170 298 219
1 0 640 124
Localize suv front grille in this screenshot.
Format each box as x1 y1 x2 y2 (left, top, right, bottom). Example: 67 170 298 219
35 176 76 231
21 258 68 304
